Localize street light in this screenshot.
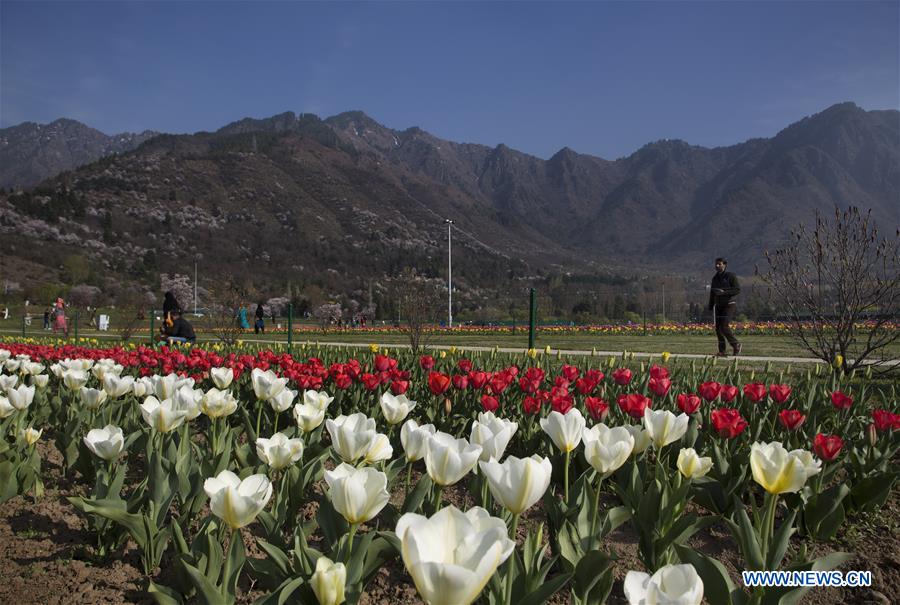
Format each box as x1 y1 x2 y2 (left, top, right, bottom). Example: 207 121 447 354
444 219 454 328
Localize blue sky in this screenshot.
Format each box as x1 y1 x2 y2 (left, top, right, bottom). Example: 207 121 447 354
2 1 898 160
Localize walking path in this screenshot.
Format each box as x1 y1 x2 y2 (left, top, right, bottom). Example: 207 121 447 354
2 329 897 366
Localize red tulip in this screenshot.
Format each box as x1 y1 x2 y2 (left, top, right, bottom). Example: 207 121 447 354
428 372 451 395
522 395 542 415
872 409 900 432
612 368 633 385
720 385 738 403
813 434 844 462
361 373 381 391
710 408 748 439
742 383 767 403
677 393 701 415
373 354 392 372
769 384 792 404
585 369 605 383
451 374 469 390
457 358 473 373
648 377 672 397
551 394 574 415
480 395 499 413
830 390 853 410
419 355 435 370
778 409 806 430
584 396 609 421
333 373 353 390
468 371 489 390
617 393 652 419
649 365 669 380
698 381 722 402
390 380 409 395
561 364 581 382
574 377 597 395
489 375 510 395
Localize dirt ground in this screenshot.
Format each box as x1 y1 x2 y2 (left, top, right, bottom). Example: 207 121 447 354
0 438 897 605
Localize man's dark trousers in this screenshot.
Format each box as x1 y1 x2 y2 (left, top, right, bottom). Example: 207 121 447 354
715 303 739 353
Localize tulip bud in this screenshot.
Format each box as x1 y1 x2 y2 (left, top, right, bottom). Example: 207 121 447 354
22 426 42 446
867 423 878 446
444 397 452 415
311 557 346 605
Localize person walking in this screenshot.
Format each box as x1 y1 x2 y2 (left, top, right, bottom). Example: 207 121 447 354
254 303 265 334
708 257 741 357
237 304 250 330
43 307 51 330
53 297 68 338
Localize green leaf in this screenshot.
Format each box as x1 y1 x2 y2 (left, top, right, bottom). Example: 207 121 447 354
674 543 737 605
181 561 229 605
148 580 184 605
518 572 573 605
730 499 764 571
402 473 433 514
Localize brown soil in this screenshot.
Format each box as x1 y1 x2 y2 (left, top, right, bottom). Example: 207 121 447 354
1 440 897 605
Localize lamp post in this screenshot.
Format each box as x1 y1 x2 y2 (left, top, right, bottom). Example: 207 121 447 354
193 259 198 316
444 219 454 328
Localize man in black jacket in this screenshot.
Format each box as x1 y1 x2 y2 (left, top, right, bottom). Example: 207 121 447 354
161 310 196 345
708 257 742 357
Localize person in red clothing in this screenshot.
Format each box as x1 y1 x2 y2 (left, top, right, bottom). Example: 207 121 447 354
708 257 742 357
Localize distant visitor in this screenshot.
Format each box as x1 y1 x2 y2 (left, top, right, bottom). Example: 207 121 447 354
708 257 741 357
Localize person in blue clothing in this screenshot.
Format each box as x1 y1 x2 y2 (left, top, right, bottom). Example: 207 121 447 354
237 304 250 329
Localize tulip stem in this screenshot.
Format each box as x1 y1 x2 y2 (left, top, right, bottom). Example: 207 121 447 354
273 413 279 435
590 477 603 550
563 450 571 504
760 492 778 565
255 403 263 439
404 462 413 500
433 485 444 512
347 523 358 561
504 513 520 605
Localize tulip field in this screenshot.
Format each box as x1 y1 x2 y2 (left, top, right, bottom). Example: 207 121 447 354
0 340 897 605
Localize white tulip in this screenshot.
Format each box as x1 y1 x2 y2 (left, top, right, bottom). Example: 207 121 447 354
204 470 272 529
92 362 123 381
60 358 93 371
102 374 134 399
201 388 238 418
324 463 390 524
643 409 689 449
676 448 713 479
304 389 334 411
21 426 42 446
310 556 346 605
172 385 203 420
49 363 64 378
83 425 125 461
62 369 89 390
540 409 586 453
326 413 377 463
256 433 304 470
31 374 49 389
4 359 21 373
424 432 482 487
209 367 234 390
22 361 45 376
396 506 515 605
0 396 14 418
251 367 288 401
7 384 35 411
149 374 179 400
582 424 635 477
624 563 703 605
470 412 517 462
269 387 297 413
479 455 552 514
380 392 416 425
400 419 436 462
750 441 821 495
132 377 153 398
0 374 18 393
80 386 108 411
364 433 393 464
293 402 326 432
623 424 652 455
140 396 188 433
0 349 9 362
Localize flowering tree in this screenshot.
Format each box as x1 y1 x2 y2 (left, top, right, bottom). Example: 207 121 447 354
758 206 899 373
392 268 446 353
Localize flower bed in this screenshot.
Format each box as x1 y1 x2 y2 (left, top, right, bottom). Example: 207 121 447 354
0 341 897 604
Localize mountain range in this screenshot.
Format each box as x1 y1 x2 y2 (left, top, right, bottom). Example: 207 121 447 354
0 102 897 311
